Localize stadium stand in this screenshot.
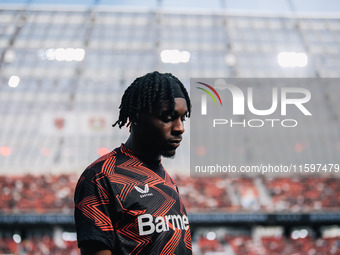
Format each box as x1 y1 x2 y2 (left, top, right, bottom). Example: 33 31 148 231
1 173 340 253
0 235 78 255
1 174 340 214
1 0 340 254
263 177 340 212
1 229 340 255
0 174 76 214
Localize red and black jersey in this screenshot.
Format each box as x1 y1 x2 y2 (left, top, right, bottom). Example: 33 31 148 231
74 144 192 254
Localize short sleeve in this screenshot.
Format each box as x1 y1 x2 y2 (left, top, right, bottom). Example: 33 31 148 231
74 166 116 251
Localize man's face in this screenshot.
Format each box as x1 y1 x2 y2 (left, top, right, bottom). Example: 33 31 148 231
136 98 188 158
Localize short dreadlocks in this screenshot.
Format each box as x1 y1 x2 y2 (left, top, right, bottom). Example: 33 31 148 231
113 71 191 129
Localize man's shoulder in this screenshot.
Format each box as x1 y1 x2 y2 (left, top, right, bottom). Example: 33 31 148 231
86 146 122 171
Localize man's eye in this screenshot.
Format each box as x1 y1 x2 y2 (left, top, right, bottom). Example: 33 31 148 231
161 115 173 122
163 115 173 122
160 113 186 123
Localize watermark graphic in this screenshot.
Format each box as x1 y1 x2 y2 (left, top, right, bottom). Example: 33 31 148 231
196 79 311 120
190 78 339 177
196 82 222 115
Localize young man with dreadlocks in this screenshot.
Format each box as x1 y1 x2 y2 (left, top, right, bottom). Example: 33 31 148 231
74 71 192 255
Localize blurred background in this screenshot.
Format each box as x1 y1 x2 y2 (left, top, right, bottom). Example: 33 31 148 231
0 0 340 254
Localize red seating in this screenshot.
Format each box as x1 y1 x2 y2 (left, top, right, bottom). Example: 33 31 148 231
0 235 78 255
0 174 339 213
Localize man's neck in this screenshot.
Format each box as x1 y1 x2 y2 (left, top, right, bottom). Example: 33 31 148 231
124 135 161 162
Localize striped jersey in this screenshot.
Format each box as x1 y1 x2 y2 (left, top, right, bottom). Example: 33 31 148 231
74 144 192 254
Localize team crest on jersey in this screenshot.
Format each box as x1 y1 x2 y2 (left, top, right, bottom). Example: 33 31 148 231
135 184 154 198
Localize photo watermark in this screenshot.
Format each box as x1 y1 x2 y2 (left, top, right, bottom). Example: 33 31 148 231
190 78 340 177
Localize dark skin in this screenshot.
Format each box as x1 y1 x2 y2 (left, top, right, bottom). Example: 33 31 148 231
126 98 187 161
80 98 188 255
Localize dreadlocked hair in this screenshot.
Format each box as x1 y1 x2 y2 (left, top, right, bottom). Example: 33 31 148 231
112 71 191 129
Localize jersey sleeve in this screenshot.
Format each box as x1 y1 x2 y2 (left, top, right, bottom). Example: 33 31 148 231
74 165 117 251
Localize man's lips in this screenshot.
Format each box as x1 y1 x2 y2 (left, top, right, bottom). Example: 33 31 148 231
169 139 182 148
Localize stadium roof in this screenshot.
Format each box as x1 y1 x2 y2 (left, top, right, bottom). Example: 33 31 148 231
0 0 340 15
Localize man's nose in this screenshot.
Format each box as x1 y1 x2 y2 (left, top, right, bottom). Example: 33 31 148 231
173 118 185 134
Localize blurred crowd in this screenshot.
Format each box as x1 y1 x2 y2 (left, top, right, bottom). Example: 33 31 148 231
1 173 340 254
0 173 340 213
195 233 340 255
0 235 78 255
0 174 76 214
175 175 340 213
1 231 339 255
